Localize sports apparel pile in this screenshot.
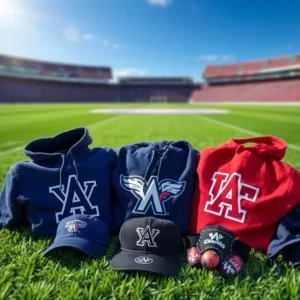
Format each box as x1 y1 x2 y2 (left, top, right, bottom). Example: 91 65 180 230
1 127 300 278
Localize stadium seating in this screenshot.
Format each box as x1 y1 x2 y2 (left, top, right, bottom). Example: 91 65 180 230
2 53 300 103
0 76 195 103
242 61 265 76
203 56 299 79
193 54 300 102
191 78 300 102
0 77 118 103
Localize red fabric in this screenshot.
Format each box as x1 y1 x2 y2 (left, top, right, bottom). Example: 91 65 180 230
190 136 300 252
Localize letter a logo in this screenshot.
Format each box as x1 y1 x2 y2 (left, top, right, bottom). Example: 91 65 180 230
136 225 160 247
49 175 99 223
204 172 259 223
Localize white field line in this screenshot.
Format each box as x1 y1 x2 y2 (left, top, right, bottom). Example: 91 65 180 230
189 101 300 106
1 141 21 147
197 115 300 153
87 114 125 130
0 103 156 157
0 146 24 156
0 115 125 156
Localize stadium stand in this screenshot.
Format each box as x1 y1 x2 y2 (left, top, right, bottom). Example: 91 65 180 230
191 54 300 102
0 77 119 103
191 78 300 102
0 54 195 103
118 77 195 102
0 54 118 103
2 53 300 103
202 55 300 80
0 54 112 82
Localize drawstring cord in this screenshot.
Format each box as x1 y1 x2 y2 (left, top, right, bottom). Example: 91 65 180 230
144 149 156 179
59 154 66 190
144 147 170 181
59 152 79 189
157 147 169 181
70 152 79 184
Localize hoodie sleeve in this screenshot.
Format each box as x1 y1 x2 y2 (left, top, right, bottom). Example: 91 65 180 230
0 167 23 228
267 203 300 269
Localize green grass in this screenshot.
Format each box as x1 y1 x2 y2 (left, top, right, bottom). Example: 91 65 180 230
1 102 300 300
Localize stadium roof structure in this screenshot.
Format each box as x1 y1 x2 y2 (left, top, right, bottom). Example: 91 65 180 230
118 76 194 85
0 53 112 71
0 53 112 82
202 54 300 79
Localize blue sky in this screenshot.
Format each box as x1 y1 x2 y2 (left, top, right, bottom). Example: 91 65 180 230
0 0 300 82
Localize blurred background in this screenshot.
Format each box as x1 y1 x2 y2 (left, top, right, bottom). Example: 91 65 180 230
2 0 300 105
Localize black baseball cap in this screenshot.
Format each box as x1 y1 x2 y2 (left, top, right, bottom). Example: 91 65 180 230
110 216 183 276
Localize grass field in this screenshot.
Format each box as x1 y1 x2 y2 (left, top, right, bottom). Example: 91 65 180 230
1 102 300 300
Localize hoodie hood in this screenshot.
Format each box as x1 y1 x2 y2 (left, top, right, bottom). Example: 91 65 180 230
24 127 93 189
122 140 195 181
24 127 92 161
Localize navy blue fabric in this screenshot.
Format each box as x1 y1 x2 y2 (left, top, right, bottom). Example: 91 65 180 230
268 203 300 267
0 127 116 237
112 140 198 234
43 214 110 258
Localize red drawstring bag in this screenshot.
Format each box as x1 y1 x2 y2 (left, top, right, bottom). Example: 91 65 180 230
190 136 300 252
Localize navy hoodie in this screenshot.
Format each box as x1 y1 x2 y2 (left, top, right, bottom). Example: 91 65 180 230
112 140 198 234
0 127 116 237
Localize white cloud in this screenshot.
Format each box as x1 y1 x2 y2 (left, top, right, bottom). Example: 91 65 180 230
82 34 95 40
62 25 120 47
197 54 236 62
63 25 97 42
220 54 236 61
198 54 219 61
114 68 147 79
101 39 121 49
147 0 172 6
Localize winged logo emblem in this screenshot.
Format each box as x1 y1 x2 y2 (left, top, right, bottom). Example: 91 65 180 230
120 175 186 215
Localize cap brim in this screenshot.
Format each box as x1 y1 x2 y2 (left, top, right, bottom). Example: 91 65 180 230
43 237 108 259
110 250 181 276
